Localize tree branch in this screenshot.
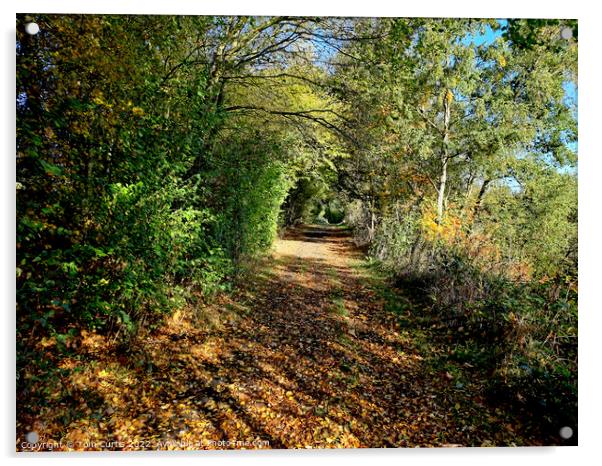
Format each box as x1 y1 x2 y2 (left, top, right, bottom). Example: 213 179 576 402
224 105 355 143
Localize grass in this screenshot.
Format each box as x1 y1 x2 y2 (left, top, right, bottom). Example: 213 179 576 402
331 295 348 317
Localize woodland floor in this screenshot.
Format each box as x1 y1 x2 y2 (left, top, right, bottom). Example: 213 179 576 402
17 225 549 450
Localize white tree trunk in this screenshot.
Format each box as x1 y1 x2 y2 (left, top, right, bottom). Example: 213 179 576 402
437 89 452 224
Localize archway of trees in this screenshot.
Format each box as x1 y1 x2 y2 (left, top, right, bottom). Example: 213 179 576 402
17 15 577 449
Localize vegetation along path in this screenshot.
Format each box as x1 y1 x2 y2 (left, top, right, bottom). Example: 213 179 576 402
19 225 549 449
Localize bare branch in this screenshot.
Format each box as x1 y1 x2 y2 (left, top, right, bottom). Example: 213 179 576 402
223 105 355 143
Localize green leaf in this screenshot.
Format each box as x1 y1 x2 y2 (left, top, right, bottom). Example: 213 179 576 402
39 160 63 177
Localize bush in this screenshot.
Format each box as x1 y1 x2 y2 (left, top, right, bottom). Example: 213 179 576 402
370 209 420 270
323 198 346 224
366 204 577 432
210 135 294 262
344 200 375 245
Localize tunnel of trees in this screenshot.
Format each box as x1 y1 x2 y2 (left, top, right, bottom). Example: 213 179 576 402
17 15 577 448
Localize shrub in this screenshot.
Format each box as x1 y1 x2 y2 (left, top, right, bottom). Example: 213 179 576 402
367 203 577 432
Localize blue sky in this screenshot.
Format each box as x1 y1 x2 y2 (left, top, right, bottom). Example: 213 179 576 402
468 19 577 111
467 19 578 159
469 19 507 47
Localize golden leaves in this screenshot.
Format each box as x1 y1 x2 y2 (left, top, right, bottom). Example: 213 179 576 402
445 89 454 104
40 336 56 348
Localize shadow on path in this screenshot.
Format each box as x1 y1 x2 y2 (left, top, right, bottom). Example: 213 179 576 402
18 224 550 450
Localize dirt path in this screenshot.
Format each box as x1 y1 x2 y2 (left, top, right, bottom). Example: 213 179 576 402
195 223 432 448
142 224 535 448
19 225 540 450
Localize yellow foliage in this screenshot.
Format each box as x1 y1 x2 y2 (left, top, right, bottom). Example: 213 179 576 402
92 95 112 108
420 206 532 282
420 208 463 245
445 89 454 105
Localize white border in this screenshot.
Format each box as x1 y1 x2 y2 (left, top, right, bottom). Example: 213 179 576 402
4 0 587 18
3 1 600 465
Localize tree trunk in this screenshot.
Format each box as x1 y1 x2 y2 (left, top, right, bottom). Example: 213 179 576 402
367 197 376 242
437 157 448 224
473 179 491 217
467 178 491 232
437 89 452 223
